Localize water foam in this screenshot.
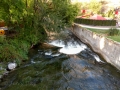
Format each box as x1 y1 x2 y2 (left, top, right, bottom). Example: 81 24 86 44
49 40 87 55
93 55 104 63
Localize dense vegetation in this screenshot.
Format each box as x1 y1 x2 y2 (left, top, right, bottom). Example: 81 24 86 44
0 0 79 64
76 0 116 19
74 18 116 26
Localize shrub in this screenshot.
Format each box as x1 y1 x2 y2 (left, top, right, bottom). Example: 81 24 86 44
108 28 120 36
0 38 30 63
0 0 79 65
74 18 116 26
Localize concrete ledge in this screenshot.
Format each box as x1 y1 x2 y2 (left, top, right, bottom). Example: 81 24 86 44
71 24 120 70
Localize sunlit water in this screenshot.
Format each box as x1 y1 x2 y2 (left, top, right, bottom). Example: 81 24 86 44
0 32 120 90
49 40 87 55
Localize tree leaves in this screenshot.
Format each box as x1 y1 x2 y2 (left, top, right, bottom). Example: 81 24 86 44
0 0 79 63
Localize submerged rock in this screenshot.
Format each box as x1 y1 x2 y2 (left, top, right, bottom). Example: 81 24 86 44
31 42 61 50
67 87 74 90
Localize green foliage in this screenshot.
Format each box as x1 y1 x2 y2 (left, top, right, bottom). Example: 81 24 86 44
74 18 116 26
102 9 114 19
108 28 120 36
0 35 6 43
53 0 79 25
0 0 25 24
87 0 102 14
78 0 102 14
0 0 78 30
87 28 120 42
0 37 30 62
0 0 78 64
107 35 120 42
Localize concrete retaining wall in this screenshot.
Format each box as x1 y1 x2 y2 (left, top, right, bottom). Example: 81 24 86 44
71 24 120 70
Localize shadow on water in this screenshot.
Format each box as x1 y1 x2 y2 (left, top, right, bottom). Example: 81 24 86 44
0 31 120 90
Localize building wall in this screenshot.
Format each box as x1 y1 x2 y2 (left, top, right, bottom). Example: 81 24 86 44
71 24 120 70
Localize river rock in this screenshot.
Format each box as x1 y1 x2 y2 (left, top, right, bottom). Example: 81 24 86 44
7 62 17 70
67 87 74 90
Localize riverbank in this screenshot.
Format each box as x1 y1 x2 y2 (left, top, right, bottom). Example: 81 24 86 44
0 32 120 90
0 63 8 79
71 24 120 70
0 41 61 80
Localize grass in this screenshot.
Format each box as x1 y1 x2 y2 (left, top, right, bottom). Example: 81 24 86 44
86 28 108 35
107 36 120 42
86 28 120 42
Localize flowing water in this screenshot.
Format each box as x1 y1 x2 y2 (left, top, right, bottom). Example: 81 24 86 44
0 32 120 90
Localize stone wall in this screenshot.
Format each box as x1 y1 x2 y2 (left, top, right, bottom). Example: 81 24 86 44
71 24 120 70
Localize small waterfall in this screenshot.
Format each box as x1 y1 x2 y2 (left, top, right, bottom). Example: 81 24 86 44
49 40 87 55
93 55 104 63
49 40 65 48
45 50 52 55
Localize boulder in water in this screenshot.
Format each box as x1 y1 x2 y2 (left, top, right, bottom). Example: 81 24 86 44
7 63 17 71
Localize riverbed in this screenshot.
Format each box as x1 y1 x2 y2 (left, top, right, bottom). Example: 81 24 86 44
0 32 120 90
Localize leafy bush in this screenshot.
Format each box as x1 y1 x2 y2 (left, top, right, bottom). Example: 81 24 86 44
0 37 30 63
108 28 120 36
0 0 79 64
74 18 116 26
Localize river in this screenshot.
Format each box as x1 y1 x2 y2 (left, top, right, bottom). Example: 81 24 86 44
0 31 120 90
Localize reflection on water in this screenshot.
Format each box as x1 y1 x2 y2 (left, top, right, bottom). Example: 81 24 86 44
0 32 120 90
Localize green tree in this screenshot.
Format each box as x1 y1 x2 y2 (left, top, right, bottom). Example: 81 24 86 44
86 0 102 14
0 0 79 62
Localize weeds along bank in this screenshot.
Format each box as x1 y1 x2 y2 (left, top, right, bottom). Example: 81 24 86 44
0 26 47 78
0 26 46 64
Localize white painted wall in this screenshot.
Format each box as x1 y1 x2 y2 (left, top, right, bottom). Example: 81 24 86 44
72 24 120 70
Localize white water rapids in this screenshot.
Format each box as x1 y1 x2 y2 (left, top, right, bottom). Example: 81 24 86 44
48 40 104 63
49 40 87 55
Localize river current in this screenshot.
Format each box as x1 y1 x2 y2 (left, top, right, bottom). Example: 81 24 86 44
0 32 120 90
